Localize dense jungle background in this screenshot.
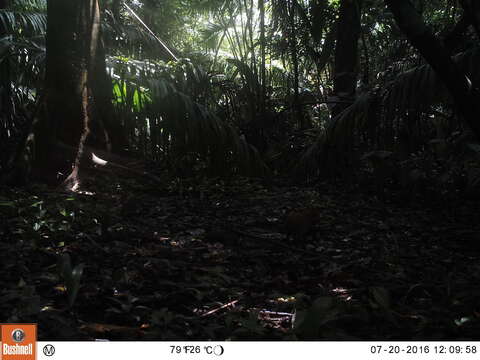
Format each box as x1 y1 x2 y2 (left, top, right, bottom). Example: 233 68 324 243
1 0 480 340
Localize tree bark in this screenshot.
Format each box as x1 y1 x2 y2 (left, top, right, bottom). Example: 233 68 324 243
288 0 302 127
39 0 104 186
258 0 266 119
385 0 480 139
331 0 361 118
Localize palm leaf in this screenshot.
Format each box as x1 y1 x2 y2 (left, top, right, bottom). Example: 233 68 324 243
0 10 46 36
297 47 480 178
108 56 267 176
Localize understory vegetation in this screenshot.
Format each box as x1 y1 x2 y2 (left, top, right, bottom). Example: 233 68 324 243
1 0 480 340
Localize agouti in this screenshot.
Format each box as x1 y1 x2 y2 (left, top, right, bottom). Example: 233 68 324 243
284 207 322 240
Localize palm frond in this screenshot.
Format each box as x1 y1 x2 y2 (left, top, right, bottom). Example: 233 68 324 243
108 56 267 176
0 10 47 36
297 47 480 178
226 58 260 92
295 91 375 177
384 47 480 117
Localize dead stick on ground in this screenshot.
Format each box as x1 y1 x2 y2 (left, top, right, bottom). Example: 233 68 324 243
201 300 239 317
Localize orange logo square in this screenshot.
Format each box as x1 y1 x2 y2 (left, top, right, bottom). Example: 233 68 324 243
1 324 36 360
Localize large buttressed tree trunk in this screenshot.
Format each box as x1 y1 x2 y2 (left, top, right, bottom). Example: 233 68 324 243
331 0 362 118
39 0 123 187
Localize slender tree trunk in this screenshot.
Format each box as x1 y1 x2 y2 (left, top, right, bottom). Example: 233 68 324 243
288 0 301 127
259 0 266 118
229 4 245 62
385 0 480 139
244 0 257 80
331 0 362 118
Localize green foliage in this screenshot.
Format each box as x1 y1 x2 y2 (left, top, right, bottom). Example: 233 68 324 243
2 0 479 188
0 2 46 172
0 9 46 35
10 0 46 13
3 0 480 341
297 46 480 183
108 56 268 176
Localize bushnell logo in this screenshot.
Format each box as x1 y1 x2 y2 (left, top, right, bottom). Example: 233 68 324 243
1 324 36 360
11 329 25 343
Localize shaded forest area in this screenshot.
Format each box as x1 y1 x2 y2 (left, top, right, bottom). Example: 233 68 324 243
1 0 480 340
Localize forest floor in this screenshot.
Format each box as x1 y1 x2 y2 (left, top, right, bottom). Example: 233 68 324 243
1 171 480 340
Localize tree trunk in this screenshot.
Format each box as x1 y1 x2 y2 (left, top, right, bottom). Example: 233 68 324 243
331 0 361 118
39 0 103 187
288 0 302 127
258 0 266 119
385 0 480 139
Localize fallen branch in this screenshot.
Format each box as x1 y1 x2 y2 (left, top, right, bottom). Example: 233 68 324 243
200 300 239 317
